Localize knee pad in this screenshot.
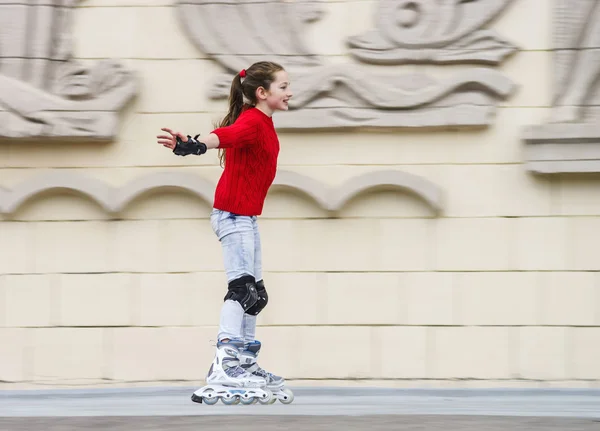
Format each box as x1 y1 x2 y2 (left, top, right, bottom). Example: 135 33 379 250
224 275 258 312
245 280 268 316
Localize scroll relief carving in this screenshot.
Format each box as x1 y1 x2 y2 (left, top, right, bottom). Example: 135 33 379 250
522 0 600 173
176 0 519 130
0 1 137 141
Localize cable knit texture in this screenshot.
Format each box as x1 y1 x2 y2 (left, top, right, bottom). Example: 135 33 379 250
211 107 280 216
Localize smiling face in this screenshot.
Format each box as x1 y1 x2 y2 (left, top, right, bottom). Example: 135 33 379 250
256 70 293 115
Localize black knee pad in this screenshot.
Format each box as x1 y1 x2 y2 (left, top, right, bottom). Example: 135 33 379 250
224 275 259 312
246 279 268 316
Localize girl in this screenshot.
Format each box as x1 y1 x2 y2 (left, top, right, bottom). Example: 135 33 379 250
157 61 294 405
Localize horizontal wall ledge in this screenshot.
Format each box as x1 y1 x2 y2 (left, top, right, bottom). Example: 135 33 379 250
522 123 600 174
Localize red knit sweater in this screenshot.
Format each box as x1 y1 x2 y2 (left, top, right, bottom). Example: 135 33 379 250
211 107 280 216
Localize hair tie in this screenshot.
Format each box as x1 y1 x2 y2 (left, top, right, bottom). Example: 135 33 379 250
240 69 246 78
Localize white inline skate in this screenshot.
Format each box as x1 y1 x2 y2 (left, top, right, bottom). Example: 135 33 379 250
239 340 294 404
191 340 273 405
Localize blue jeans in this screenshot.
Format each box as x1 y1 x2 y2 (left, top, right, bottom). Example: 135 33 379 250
210 209 263 343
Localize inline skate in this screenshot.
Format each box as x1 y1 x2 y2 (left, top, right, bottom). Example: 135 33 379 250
239 340 294 404
191 340 273 405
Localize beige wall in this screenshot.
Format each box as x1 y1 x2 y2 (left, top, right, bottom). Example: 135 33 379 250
1 0 599 388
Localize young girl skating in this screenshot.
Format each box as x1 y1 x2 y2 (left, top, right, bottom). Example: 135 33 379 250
157 61 294 405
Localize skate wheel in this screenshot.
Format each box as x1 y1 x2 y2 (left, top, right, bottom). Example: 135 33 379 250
192 391 219 405
257 388 274 405
221 395 240 405
203 396 219 406
240 396 258 405
278 388 294 404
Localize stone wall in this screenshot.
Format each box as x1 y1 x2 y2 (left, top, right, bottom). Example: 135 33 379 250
1 0 599 388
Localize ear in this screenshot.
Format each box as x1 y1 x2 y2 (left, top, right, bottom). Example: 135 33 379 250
256 86 268 101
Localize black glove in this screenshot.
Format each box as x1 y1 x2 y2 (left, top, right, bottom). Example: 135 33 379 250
173 134 207 156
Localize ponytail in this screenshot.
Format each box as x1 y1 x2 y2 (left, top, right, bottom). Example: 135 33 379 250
217 73 245 167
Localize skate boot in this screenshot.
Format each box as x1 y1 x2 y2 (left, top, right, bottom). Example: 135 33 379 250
239 340 294 404
191 340 273 405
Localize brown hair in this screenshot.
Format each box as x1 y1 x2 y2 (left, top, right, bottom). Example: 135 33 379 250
216 61 285 167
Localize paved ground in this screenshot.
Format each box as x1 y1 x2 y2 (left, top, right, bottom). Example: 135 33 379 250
1 415 599 431
1 387 599 430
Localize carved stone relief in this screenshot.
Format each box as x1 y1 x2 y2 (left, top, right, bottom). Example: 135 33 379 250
0 170 444 217
522 0 600 173
176 0 519 130
0 1 137 141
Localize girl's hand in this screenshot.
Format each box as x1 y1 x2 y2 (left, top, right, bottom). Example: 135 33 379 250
157 127 187 150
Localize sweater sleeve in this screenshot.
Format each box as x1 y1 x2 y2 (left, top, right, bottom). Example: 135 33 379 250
211 112 259 149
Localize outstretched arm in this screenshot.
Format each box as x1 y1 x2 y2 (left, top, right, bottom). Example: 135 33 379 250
157 112 258 155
